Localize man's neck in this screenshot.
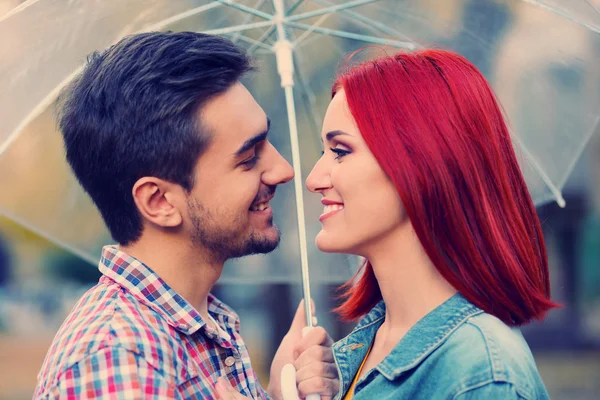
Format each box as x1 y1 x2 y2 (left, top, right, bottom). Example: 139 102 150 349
120 234 223 321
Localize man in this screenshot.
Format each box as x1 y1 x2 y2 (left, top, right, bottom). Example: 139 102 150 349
34 32 338 399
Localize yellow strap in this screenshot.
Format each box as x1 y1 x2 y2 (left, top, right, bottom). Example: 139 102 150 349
342 344 373 400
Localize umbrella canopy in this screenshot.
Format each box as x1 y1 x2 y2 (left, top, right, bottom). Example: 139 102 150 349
1 0 599 288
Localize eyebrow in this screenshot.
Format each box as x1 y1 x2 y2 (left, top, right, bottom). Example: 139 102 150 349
323 130 352 143
234 118 271 157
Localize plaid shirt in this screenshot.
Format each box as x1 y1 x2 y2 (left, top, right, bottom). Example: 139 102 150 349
34 246 269 399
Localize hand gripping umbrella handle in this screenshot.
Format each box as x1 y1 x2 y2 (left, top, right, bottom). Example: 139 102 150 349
281 326 320 400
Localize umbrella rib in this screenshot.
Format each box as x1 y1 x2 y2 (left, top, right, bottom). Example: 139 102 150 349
2 18 270 160
584 0 600 16
311 0 419 45
227 33 273 51
248 26 277 53
0 67 84 158
232 0 269 44
286 0 307 16
558 114 600 191
293 13 334 46
247 0 307 52
291 54 322 145
0 208 99 266
143 3 224 32
511 135 566 207
213 0 273 20
287 0 381 22
202 20 274 35
2 5 243 159
2 6 265 160
0 0 40 23
285 21 416 48
520 0 600 34
0 208 357 284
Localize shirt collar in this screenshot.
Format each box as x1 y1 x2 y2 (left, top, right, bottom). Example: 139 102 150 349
376 293 483 380
98 245 239 336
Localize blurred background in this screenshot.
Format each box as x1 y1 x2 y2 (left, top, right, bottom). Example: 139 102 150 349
1 0 599 399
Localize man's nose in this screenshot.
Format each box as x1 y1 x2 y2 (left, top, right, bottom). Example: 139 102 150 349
262 142 294 186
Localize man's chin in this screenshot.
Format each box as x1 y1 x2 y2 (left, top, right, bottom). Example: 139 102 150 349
246 226 281 255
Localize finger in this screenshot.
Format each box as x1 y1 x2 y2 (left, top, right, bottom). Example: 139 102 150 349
293 327 333 359
289 299 316 332
295 361 338 383
294 345 334 370
215 378 247 400
297 376 340 398
215 378 234 400
306 326 333 347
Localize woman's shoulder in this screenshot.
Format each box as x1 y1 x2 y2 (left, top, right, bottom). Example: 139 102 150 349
438 312 548 399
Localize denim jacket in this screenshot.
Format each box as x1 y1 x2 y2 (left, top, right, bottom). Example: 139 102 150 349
332 294 549 399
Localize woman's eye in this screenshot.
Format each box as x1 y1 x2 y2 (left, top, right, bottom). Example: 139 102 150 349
330 147 351 160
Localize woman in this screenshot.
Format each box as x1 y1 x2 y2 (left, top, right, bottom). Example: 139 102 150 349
304 49 557 399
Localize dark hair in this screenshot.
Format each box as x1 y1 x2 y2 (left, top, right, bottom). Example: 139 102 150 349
57 32 254 245
334 50 559 326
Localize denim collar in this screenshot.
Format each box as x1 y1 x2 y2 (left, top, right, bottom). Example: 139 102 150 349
335 293 483 385
377 293 483 380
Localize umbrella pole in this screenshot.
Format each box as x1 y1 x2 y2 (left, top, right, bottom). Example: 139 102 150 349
272 0 314 330
273 4 322 400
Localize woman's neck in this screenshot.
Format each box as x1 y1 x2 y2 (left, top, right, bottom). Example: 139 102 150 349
364 226 457 348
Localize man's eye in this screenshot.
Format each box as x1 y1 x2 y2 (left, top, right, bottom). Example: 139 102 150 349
241 155 260 169
330 147 351 160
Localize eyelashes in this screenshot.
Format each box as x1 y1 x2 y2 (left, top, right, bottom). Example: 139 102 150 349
330 147 351 160
240 154 260 169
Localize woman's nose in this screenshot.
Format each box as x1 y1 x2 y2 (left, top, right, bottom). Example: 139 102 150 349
306 156 330 193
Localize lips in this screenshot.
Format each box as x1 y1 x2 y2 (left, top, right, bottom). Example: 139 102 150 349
321 198 343 206
250 200 270 211
320 198 344 221
250 192 275 211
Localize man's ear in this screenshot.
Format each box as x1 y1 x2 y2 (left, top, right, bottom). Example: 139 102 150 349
132 177 183 228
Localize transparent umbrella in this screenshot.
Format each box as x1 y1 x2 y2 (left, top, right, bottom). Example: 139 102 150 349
1 0 599 319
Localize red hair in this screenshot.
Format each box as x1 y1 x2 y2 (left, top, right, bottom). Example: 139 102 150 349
333 49 559 326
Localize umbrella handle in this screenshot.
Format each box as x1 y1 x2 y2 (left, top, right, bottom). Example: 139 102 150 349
280 326 321 400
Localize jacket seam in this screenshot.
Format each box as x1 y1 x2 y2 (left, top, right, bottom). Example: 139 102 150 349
464 318 533 399
452 380 507 399
465 318 506 380
451 380 528 400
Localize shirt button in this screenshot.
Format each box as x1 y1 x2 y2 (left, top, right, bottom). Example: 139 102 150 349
225 356 236 367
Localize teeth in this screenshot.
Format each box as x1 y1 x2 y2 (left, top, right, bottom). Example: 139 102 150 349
323 204 344 214
251 201 269 211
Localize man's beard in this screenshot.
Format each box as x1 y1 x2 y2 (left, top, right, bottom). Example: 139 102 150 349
187 198 280 262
